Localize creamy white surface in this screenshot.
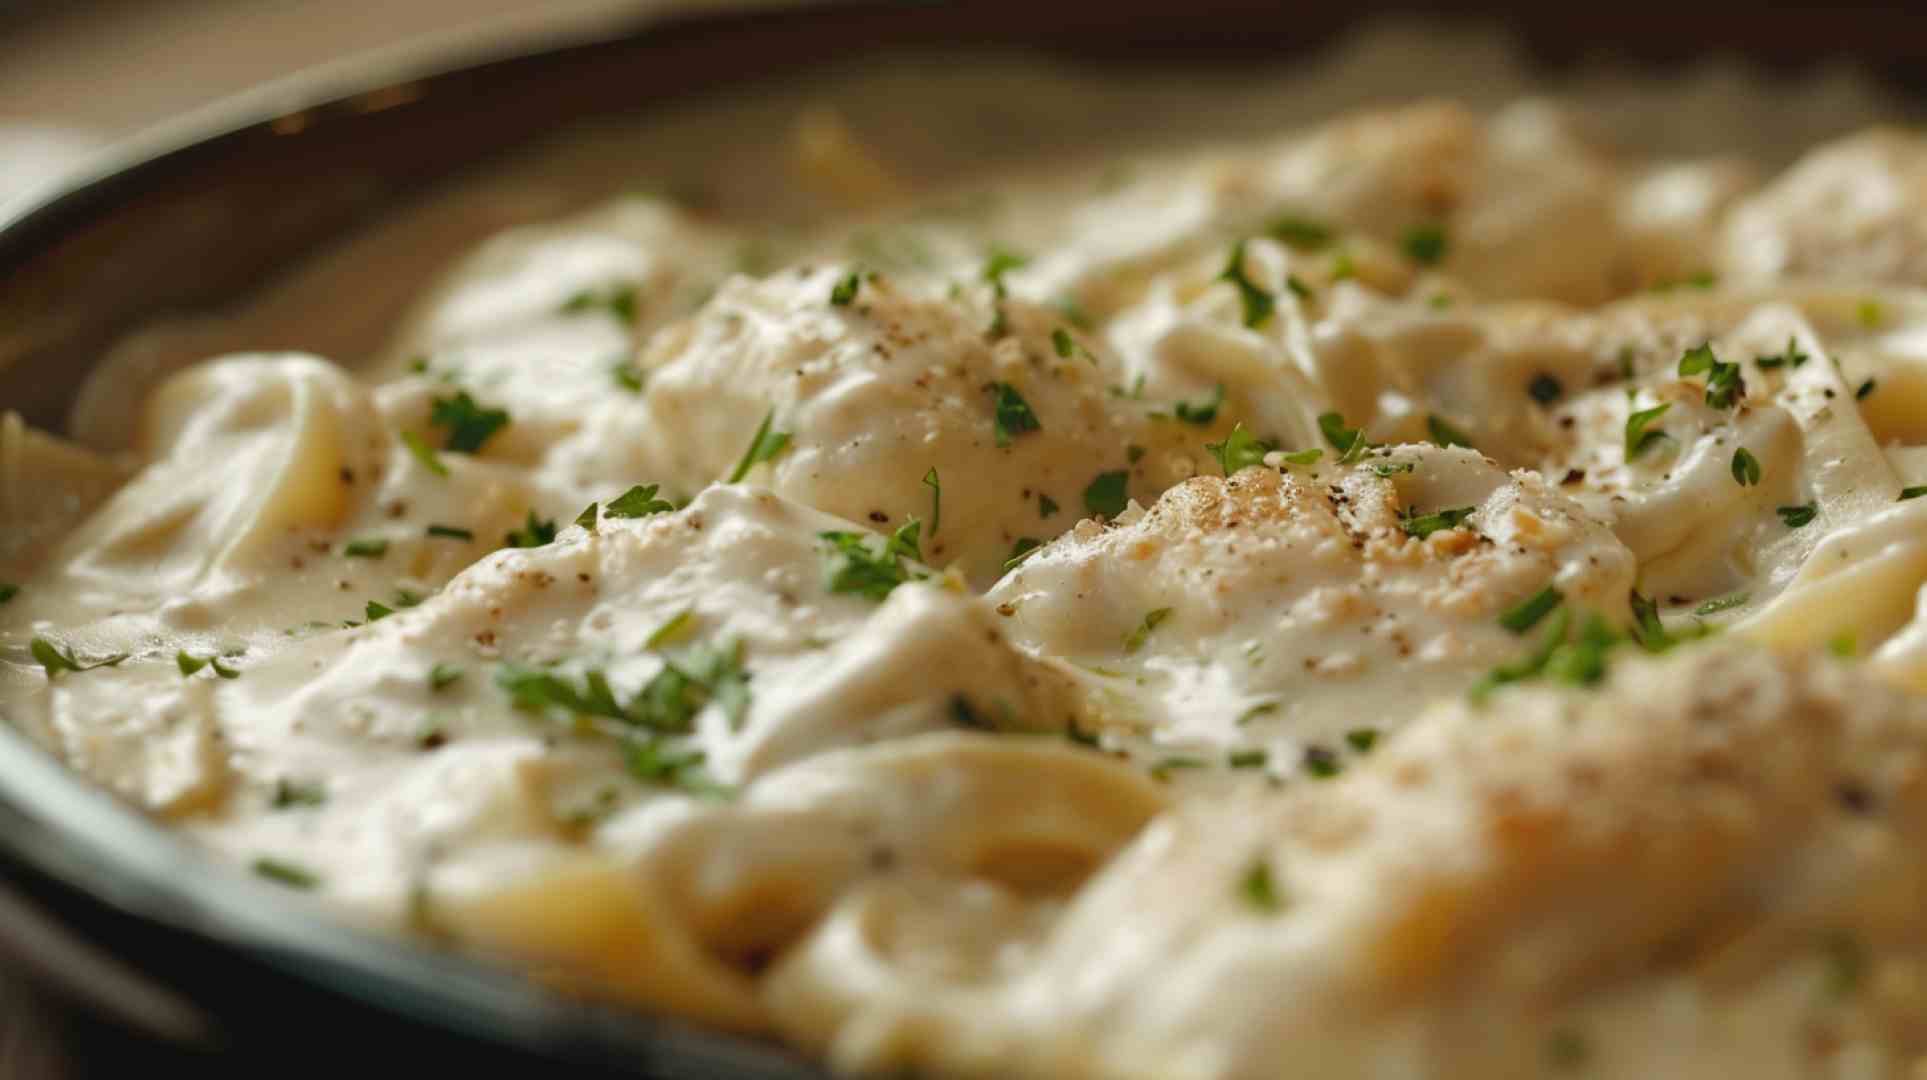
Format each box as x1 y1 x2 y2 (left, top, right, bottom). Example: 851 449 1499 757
6 25 1927 1080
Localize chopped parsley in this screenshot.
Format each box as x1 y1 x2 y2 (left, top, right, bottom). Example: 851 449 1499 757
1083 470 1130 518
1903 487 1927 502
341 538 388 559
606 483 675 519
364 600 396 623
1425 414 1475 449
1303 746 1342 779
1629 590 1671 652
1754 336 1809 370
1003 538 1044 571
1238 701 1279 725
1318 411 1372 464
1857 377 1878 401
726 408 792 483
1401 223 1448 266
1694 593 1749 616
1624 402 1672 460
1206 423 1275 476
271 778 327 809
1227 748 1268 769
430 663 463 692
1038 493 1059 518
0 584 16 605
1051 327 1075 358
1285 275 1313 301
499 639 749 736
1122 607 1174 653
981 249 1029 336
828 270 863 306
1857 299 1884 328
575 503 599 531
1149 755 1207 780
560 285 639 326
31 637 128 678
612 362 645 393
252 858 320 890
1217 239 1275 329
1830 633 1858 658
502 511 558 549
1280 447 1323 466
1172 384 1225 426
1731 447 1762 487
1239 858 1284 912
1266 214 1333 251
1368 460 1414 477
1499 585 1564 634
989 382 1043 447
1677 343 1744 409
1399 505 1476 539
645 609 696 650
1471 606 1572 701
429 391 510 454
923 467 942 535
1527 373 1563 404
176 651 240 679
1345 728 1380 753
1777 502 1818 528
400 430 447 477
425 524 472 541
820 528 921 601
625 739 728 798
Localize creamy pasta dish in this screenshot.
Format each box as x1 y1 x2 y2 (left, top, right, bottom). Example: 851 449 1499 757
7 30 1927 1079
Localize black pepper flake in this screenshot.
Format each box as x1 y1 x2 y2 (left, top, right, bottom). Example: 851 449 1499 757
1836 781 1876 815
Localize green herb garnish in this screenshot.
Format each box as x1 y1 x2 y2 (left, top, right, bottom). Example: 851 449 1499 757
503 511 558 549
1678 343 1744 409
989 382 1042 448
176 651 240 679
1239 858 1283 912
1172 384 1225 426
1624 402 1672 460
829 270 862 306
31 637 127 678
1266 215 1333 250
1694 593 1748 616
429 391 510 454
1399 505 1476 539
1084 470 1130 518
1499 585 1564 634
1318 411 1372 464
1902 487 1927 502
1003 538 1044 571
252 858 320 890
426 523 473 541
1217 239 1275 329
1038 493 1058 518
1122 607 1174 653
1206 423 1275 476
1401 223 1448 265
726 408 791 483
606 483 675 519
1777 503 1817 528
1732 447 1762 487
561 285 639 326
271 778 327 809
1426 414 1475 449
923 467 942 536
820 528 920 601
429 663 463 692
401 430 447 476
342 538 388 559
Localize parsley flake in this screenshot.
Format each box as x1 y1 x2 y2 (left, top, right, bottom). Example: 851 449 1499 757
1206 423 1275 476
726 408 792 483
1624 402 1672 460
1038 493 1059 518
425 524 472 541
1239 858 1284 912
1172 384 1225 426
820 529 919 601
1266 214 1333 250
1399 505 1476 539
1732 447 1762 487
0 584 17 605
1857 377 1878 401
1345 728 1380 753
502 511 558 549
1678 343 1744 409
1777 503 1818 528
271 778 327 809
31 637 127 678
829 270 862 306
1217 239 1275 329
252 858 320 890
1318 411 1372 464
342 538 388 559
1122 607 1174 653
561 285 639 327
176 651 240 679
1051 327 1075 358
430 663 463 692
1084 470 1130 518
1903 486 1927 502
400 430 447 477
606 483 675 519
1499 586 1564 634
1401 223 1448 265
575 503 599 531
429 391 510 454
988 382 1042 447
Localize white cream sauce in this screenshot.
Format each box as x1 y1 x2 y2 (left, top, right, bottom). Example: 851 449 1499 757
5 21 1927 1079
